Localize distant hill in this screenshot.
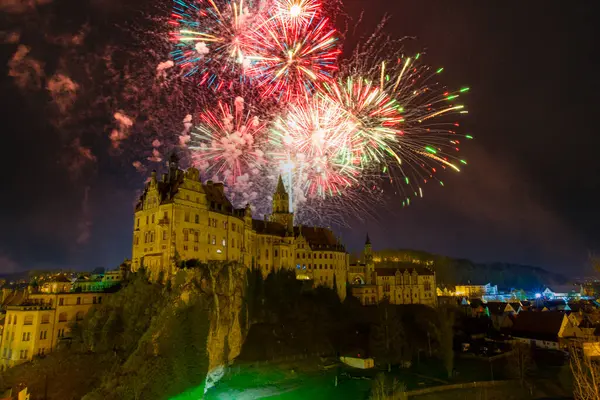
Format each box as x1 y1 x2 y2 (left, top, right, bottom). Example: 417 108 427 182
368 249 568 290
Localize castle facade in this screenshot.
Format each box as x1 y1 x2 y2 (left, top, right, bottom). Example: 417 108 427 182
131 154 349 299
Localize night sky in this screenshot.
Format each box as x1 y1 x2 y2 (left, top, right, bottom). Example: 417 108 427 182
1 1 598 275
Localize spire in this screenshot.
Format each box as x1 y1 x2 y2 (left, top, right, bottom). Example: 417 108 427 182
365 233 371 245
275 175 287 195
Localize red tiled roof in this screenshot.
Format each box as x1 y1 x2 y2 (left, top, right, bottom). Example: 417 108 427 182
511 311 566 341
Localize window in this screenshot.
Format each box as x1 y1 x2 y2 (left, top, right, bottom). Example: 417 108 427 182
38 348 46 356
77 297 81 305
146 216 149 224
231 238 235 248
23 316 33 325
59 313 67 322
163 231 167 240
20 350 29 360
184 212 190 222
194 232 199 243
57 329 65 338
22 332 31 341
195 214 199 224
93 296 97 304
7 315 10 324
76 311 84 321
319 254 322 259
13 316 16 325
212 236 216 245
221 238 226 246
136 218 139 228
151 214 155 223
184 245 188 251
275 249 278 257
98 297 102 304
265 249 269 259
208 233 211 244
232 223 236 231
183 229 189 241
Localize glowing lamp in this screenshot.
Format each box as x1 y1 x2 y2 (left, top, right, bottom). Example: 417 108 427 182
535 293 541 299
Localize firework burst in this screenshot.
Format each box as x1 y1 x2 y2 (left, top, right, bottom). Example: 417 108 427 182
245 16 341 100
326 50 470 207
169 0 260 89
190 96 267 185
269 95 361 198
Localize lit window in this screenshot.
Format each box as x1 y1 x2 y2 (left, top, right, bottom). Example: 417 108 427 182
195 214 199 224
184 212 190 222
183 229 189 241
194 232 199 243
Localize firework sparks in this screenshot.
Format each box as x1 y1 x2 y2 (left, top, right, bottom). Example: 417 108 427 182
245 16 341 100
271 0 321 30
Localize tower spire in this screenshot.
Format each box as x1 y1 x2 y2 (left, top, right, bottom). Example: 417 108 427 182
275 175 287 195
365 233 371 245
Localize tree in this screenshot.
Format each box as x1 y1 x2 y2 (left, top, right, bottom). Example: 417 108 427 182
369 302 405 371
435 305 456 379
506 342 534 386
570 346 600 400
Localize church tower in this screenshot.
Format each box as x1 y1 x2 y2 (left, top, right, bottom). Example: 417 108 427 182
270 175 294 231
364 233 375 284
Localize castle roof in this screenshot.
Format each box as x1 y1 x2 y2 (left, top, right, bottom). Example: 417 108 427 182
294 226 345 251
374 262 434 276
252 219 288 237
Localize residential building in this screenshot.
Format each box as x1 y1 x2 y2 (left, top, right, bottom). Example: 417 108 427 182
349 236 437 307
131 154 349 299
510 311 588 350
0 291 109 370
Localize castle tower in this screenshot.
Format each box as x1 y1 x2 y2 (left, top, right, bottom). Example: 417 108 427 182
364 233 375 284
270 175 294 231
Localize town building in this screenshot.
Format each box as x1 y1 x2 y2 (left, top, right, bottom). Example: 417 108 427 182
0 291 111 371
131 154 349 299
455 283 498 298
348 236 437 307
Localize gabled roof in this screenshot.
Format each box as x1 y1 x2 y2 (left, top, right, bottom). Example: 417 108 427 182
511 311 566 341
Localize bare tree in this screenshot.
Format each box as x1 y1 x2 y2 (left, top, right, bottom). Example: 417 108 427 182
570 346 600 400
369 373 407 400
506 342 534 387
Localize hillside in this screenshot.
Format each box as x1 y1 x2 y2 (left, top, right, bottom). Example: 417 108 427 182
370 249 568 290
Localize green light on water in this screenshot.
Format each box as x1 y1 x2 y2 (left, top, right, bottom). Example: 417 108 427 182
425 146 437 154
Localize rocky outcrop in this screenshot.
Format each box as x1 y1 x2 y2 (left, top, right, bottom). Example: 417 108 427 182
177 261 248 372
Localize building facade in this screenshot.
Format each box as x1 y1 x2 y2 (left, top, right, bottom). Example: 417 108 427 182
0 292 109 370
349 236 437 307
131 155 349 299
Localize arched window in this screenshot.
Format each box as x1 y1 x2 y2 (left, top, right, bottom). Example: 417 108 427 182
76 311 85 321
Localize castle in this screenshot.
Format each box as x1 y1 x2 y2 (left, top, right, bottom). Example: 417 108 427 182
131 154 349 299
348 235 437 307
